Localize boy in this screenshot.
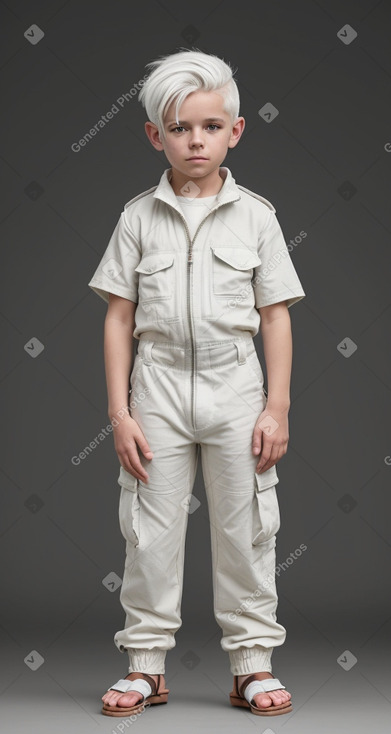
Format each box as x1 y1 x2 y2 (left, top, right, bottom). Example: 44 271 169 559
88 48 305 718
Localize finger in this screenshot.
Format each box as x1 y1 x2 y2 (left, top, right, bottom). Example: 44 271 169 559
252 422 264 455
121 461 148 483
257 442 283 473
256 442 274 472
257 459 276 474
133 428 154 460
121 446 150 482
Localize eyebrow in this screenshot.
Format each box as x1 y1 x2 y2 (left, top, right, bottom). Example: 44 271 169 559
167 117 226 125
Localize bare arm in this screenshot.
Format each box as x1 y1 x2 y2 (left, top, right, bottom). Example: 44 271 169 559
260 301 292 412
252 301 292 473
105 293 136 419
104 293 153 482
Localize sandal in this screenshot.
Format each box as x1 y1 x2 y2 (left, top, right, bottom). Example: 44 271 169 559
101 672 169 717
229 673 293 716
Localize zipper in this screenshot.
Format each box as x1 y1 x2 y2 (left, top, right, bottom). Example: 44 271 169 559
163 200 239 430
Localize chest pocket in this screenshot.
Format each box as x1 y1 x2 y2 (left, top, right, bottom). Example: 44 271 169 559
135 253 174 302
211 247 261 296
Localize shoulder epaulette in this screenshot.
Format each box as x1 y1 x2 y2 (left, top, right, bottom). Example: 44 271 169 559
124 185 158 210
236 184 276 213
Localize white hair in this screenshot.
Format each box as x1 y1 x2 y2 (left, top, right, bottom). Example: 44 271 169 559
138 47 240 140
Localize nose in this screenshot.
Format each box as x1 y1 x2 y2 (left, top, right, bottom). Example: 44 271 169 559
188 126 204 148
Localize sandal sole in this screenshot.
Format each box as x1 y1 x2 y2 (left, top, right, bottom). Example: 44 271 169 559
102 692 169 716
230 693 293 716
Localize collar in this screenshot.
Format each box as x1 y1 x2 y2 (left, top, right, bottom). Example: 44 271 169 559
152 166 241 212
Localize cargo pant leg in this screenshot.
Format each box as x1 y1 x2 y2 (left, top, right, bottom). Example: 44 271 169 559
113 344 198 674
199 341 287 675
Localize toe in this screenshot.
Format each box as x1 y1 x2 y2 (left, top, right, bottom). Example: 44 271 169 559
269 690 285 705
276 689 291 702
102 691 116 704
253 692 273 709
102 690 142 708
253 688 292 709
117 692 143 707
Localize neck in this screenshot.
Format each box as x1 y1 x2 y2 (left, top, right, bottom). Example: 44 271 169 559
169 167 224 198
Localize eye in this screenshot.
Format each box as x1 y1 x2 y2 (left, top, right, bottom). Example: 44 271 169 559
170 124 222 133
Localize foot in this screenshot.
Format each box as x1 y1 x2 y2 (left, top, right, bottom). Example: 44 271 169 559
102 673 162 709
237 672 292 711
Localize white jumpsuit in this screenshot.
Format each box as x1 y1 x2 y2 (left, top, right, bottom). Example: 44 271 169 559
88 166 306 675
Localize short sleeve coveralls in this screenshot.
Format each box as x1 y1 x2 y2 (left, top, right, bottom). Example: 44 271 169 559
88 166 306 676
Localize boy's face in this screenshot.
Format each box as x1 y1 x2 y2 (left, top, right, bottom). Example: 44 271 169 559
144 89 245 181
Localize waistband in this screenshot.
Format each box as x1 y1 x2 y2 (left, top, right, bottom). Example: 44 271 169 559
137 335 256 370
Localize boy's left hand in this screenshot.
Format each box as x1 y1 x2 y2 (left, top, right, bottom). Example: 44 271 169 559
252 406 289 474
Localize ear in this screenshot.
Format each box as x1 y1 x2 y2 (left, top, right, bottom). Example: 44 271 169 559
227 117 245 149
144 121 165 151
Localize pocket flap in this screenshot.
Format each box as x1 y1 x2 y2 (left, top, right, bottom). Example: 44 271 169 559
252 476 281 545
211 247 261 270
135 253 174 274
255 464 279 492
117 466 138 491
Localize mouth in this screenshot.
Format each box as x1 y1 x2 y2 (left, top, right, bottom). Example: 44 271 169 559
187 157 208 161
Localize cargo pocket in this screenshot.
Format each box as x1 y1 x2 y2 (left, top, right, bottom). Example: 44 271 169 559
252 467 281 545
117 466 140 547
135 252 174 302
211 247 261 296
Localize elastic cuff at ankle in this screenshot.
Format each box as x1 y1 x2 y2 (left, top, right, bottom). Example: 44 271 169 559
229 646 273 675
127 647 166 674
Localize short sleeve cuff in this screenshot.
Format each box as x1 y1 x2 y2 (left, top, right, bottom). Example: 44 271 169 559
255 289 306 310
88 279 138 304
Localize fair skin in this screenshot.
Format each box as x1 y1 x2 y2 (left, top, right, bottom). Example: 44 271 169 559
102 90 292 712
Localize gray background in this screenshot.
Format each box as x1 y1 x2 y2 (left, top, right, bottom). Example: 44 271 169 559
1 0 390 732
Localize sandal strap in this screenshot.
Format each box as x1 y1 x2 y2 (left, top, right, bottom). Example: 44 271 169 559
133 672 159 695
242 677 285 705
238 673 285 700
109 677 153 699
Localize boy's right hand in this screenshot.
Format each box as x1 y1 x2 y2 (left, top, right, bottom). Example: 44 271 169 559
113 415 153 483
